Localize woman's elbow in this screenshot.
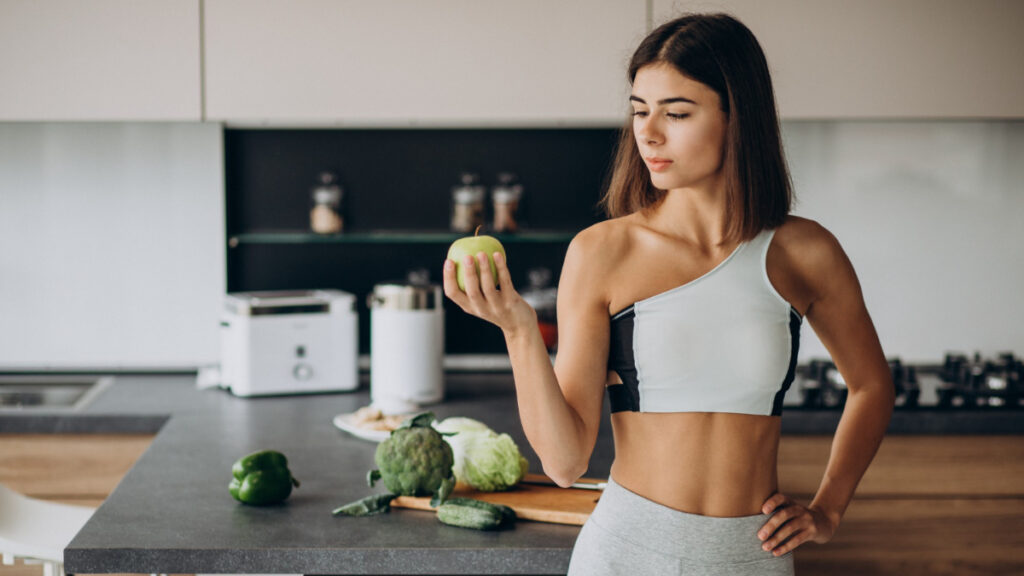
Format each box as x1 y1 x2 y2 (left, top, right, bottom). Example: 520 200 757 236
541 460 589 488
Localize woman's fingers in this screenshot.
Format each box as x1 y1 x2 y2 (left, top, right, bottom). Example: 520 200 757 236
442 259 470 309
769 529 811 557
756 493 837 556
493 251 515 293
762 493 788 516
756 492 826 556
758 494 795 541
461 254 484 304
761 513 805 554
476 252 498 298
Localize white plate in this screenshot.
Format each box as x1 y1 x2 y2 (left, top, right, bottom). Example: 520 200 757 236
332 412 393 442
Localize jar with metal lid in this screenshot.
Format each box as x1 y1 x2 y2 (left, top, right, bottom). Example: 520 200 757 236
491 172 523 233
366 275 445 414
450 173 485 233
310 171 343 234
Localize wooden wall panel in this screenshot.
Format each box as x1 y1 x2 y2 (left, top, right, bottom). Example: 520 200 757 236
793 498 1024 575
779 435 1024 496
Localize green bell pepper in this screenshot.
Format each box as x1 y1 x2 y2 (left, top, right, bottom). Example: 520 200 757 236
228 450 300 505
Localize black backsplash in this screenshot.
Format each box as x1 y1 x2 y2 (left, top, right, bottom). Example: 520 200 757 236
225 127 620 354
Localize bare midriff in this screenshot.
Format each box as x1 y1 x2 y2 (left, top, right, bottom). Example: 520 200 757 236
608 404 782 518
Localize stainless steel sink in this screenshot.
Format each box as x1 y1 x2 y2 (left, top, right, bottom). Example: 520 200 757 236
0 375 112 411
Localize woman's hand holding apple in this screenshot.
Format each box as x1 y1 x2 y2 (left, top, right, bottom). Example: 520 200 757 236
442 251 537 337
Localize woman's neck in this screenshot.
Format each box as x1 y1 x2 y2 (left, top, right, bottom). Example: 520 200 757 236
643 185 731 251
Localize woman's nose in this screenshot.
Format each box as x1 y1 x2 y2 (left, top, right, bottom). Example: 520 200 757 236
636 118 662 145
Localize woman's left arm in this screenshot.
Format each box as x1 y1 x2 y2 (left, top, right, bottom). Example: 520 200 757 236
759 221 895 556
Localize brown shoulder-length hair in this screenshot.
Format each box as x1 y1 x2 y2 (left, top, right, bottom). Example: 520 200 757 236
598 13 793 243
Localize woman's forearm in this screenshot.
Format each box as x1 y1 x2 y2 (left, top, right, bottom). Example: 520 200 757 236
504 326 589 485
809 383 895 526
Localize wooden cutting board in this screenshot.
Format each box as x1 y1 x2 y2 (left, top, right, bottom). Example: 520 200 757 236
391 473 603 525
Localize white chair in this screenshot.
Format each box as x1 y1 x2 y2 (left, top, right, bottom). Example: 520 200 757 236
0 482 94 576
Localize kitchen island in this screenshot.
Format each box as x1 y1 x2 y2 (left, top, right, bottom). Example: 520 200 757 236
2 373 1022 575
19 374 593 576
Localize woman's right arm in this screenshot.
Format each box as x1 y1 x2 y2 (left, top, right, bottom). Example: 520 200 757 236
442 227 612 487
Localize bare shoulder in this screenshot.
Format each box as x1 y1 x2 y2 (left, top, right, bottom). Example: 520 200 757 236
560 217 634 306
775 215 846 264
571 217 632 250
773 215 836 251
773 215 859 304
566 217 634 272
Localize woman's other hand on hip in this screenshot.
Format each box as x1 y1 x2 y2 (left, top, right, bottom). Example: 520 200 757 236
757 492 839 556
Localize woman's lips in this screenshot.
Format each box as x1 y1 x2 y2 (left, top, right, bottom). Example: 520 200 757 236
645 158 673 172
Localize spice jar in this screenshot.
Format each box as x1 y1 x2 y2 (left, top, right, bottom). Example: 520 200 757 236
491 172 523 233
310 172 343 234
450 173 486 233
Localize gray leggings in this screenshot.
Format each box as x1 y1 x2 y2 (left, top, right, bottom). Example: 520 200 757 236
567 477 795 576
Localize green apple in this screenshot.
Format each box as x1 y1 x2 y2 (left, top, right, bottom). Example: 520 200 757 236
447 232 506 292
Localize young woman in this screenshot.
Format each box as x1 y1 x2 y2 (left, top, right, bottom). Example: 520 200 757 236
442 13 893 576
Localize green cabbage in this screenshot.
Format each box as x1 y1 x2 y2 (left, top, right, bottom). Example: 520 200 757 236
435 417 529 492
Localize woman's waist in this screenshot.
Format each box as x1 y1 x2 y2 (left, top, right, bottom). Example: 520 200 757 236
609 460 777 517
609 413 781 517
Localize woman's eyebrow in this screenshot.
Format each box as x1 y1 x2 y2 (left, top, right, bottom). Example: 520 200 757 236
629 95 697 105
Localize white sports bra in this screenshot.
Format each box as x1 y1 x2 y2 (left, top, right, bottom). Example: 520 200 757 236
606 227 802 416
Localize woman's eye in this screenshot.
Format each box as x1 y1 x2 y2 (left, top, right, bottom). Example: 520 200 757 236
630 111 687 119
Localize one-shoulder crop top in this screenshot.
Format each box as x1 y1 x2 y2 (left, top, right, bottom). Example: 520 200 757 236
606 227 802 416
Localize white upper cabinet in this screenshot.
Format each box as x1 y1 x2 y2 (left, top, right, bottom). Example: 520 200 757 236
7 1 1017 123
0 0 201 121
653 0 1024 118
203 0 648 126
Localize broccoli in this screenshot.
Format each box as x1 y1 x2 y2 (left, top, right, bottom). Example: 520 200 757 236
367 412 456 506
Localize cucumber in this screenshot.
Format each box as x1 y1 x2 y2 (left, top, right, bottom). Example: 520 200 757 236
436 497 516 530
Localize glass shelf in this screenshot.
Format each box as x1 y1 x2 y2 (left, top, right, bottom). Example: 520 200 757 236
228 229 575 247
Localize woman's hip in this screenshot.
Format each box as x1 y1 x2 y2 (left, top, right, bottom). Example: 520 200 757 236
567 476 794 576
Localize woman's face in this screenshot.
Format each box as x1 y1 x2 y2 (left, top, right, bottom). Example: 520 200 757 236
630 63 727 192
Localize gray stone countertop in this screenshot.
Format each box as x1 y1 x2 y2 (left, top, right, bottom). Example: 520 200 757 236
60 374 596 576
0 373 1018 575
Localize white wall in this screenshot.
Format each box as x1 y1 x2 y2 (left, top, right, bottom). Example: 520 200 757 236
0 121 1020 369
784 120 1024 363
0 123 224 370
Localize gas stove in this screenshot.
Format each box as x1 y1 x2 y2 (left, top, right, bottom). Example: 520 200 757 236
785 352 1023 410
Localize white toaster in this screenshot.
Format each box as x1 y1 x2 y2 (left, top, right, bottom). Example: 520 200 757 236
220 290 358 397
